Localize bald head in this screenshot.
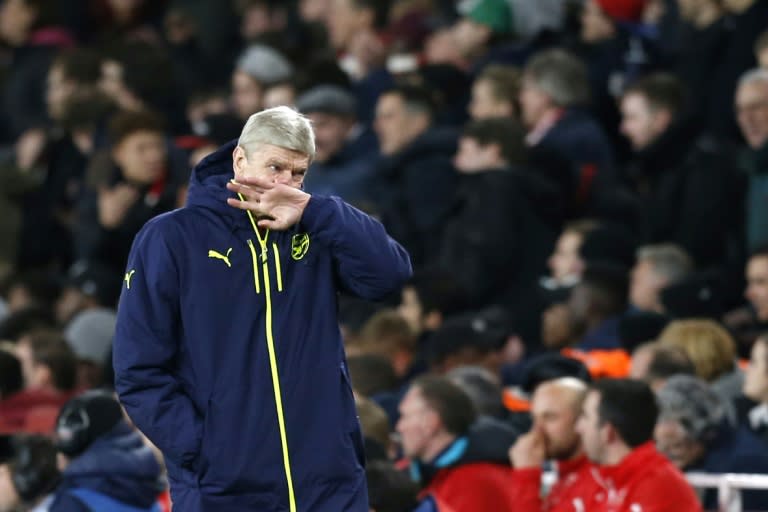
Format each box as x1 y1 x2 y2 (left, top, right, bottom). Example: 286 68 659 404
531 377 587 460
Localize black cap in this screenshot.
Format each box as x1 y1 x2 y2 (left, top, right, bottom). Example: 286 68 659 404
55 390 124 457
520 353 591 394
65 261 122 308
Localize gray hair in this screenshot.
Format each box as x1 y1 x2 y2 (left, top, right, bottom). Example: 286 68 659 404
236 44 293 86
524 48 589 107
238 106 316 161
737 68 768 90
447 365 504 418
656 375 724 444
637 244 693 284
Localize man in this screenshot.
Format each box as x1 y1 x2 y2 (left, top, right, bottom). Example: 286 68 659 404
629 244 693 313
724 247 768 349
374 85 457 266
742 334 768 443
396 376 516 511
114 106 411 511
48 390 165 511
0 435 59 512
231 44 293 121
296 85 378 208
629 342 695 391
576 379 701 511
520 48 615 212
508 377 597 511
439 117 556 306
656 375 768 510
621 73 745 271
468 65 520 121
735 69 768 251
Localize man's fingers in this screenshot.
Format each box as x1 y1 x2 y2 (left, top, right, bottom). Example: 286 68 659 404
231 175 275 189
227 197 263 212
227 181 266 197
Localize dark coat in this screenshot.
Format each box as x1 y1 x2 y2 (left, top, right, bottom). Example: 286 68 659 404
113 141 411 511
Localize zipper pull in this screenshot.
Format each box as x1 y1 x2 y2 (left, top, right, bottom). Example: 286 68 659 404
261 247 268 263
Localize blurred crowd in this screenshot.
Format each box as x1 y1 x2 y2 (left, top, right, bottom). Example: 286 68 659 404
1 0 768 510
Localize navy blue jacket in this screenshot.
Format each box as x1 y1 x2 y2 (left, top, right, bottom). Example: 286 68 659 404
113 141 412 511
49 422 164 511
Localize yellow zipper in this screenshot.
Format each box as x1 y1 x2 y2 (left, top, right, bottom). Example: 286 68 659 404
239 194 296 512
272 243 283 292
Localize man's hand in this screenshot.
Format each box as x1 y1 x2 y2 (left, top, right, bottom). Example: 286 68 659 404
99 184 140 228
509 428 547 469
226 176 310 231
15 129 47 170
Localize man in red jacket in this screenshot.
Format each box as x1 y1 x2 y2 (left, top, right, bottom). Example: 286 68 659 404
396 375 516 511
508 377 599 511
576 379 701 512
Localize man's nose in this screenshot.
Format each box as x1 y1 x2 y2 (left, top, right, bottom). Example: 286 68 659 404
274 170 293 184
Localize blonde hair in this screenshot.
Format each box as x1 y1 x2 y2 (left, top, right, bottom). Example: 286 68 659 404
238 106 315 161
657 319 736 382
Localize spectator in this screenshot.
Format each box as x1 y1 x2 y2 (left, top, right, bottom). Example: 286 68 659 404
231 44 293 120
508 378 596 511
656 375 768 510
629 341 696 391
396 376 516 511
757 29 768 69
48 390 165 511
520 48 616 213
374 84 457 266
74 110 187 272
735 69 768 251
447 366 505 419
355 395 391 462
347 353 399 397
657 319 743 405
725 247 768 351
468 65 521 121
439 118 557 306
629 244 693 313
575 379 701 511
296 84 378 207
365 461 420 512
741 333 768 443
426 318 505 376
0 329 75 433
357 309 417 380
0 435 60 512
0 0 75 142
620 73 746 271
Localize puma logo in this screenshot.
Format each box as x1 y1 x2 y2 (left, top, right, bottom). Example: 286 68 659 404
124 269 136 289
208 248 233 267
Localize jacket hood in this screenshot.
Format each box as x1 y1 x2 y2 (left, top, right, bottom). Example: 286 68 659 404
62 422 164 508
186 140 250 230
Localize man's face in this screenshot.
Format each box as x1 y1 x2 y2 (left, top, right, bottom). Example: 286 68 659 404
759 48 768 70
519 76 552 129
581 0 615 43
233 143 309 188
469 79 512 120
231 70 263 120
541 303 574 349
306 112 353 163
374 93 426 156
453 136 502 173
630 259 666 312
328 0 366 51
744 339 768 402
736 80 768 149
548 231 584 283
654 419 701 469
531 384 582 460
0 464 20 512
746 256 768 321
46 65 76 121
620 93 668 151
395 386 434 460
113 130 167 185
55 287 88 325
575 391 606 463
0 0 34 46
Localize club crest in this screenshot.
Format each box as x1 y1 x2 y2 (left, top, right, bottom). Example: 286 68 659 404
291 233 310 260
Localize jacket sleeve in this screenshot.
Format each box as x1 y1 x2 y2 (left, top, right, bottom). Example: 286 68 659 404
113 218 202 469
300 195 412 300
509 467 545 511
